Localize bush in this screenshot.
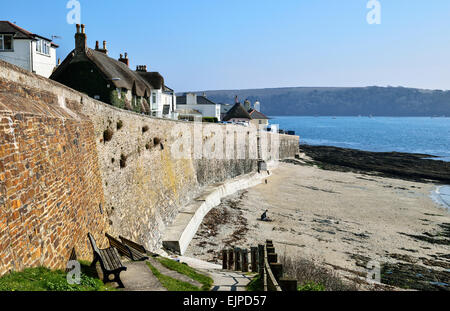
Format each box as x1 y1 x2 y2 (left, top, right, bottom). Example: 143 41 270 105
142 125 149 133
279 255 360 291
117 120 123 130
202 117 218 123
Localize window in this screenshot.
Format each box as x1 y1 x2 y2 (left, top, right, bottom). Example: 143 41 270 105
0 34 13 51
35 39 50 55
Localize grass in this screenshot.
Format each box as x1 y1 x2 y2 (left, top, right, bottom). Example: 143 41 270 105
0 262 115 291
146 261 201 291
156 257 213 291
298 282 326 291
246 274 264 291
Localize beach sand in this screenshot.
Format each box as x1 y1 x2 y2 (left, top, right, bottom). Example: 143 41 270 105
185 157 450 289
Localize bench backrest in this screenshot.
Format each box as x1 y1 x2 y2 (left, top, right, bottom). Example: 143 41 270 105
119 236 147 254
105 233 132 258
88 233 100 254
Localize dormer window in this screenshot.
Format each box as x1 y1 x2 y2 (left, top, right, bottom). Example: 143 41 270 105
0 34 13 51
36 38 50 56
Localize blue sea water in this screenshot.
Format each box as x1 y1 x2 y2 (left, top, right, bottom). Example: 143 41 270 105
269 116 450 162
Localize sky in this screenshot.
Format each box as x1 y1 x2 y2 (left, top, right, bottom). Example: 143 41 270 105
2 0 450 92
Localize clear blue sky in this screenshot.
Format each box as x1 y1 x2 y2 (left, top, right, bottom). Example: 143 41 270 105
2 0 450 91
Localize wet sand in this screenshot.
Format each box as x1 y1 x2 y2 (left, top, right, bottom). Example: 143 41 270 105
185 159 450 290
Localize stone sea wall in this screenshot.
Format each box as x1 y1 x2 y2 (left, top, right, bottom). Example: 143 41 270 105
0 60 299 275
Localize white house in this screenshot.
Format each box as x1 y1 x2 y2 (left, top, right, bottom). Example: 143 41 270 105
0 21 58 78
136 65 177 119
176 93 221 121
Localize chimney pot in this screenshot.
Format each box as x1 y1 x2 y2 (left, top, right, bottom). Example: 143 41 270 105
81 24 85 34
95 41 99 50
103 41 107 50
75 24 87 54
125 52 128 59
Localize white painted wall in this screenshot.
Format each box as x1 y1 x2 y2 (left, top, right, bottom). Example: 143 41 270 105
31 40 57 78
0 38 56 78
0 39 31 72
177 104 221 120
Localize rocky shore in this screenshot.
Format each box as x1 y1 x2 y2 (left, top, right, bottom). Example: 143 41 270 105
297 145 450 184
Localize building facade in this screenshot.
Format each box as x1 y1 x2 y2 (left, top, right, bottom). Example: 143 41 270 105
176 93 221 121
0 21 58 78
50 24 176 118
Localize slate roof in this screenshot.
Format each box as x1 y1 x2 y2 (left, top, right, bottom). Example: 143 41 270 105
248 109 270 120
176 95 218 105
222 103 252 121
51 48 152 97
0 21 58 47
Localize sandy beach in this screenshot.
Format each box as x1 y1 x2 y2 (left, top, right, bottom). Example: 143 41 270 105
185 156 450 290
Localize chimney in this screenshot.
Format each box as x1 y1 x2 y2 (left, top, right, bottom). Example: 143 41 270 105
136 65 148 72
118 52 129 67
95 40 108 54
74 24 87 55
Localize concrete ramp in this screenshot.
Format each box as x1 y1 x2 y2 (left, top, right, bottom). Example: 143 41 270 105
162 170 273 255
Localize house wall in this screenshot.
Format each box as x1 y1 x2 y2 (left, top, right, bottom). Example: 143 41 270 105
0 39 31 72
0 60 299 275
177 104 221 120
30 41 57 78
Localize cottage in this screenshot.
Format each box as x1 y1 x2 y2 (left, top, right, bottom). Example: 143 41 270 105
50 24 176 118
0 21 58 78
136 65 177 118
222 102 252 124
248 108 270 126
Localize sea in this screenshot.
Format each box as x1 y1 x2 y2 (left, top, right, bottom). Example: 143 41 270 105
269 116 450 210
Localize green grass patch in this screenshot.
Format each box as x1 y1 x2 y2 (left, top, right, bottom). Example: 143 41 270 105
0 262 115 291
146 261 201 291
298 282 326 291
156 257 213 291
246 274 264 291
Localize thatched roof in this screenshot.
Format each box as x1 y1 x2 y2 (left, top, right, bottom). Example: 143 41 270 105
136 71 165 90
223 103 251 121
51 48 152 97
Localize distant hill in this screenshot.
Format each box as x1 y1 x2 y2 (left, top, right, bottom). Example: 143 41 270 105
185 86 450 116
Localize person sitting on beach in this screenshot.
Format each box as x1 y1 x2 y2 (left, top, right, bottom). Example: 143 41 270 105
261 210 269 221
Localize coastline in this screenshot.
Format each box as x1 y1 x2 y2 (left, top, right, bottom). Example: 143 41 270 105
185 146 450 291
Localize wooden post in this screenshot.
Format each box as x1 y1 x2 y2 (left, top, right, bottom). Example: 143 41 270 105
266 246 275 254
280 278 298 292
242 249 249 272
234 247 241 271
222 249 228 270
250 247 258 272
269 263 283 281
258 244 265 275
268 253 277 264
228 249 234 270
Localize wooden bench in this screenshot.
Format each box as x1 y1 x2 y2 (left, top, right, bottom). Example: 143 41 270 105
106 233 148 261
88 233 127 288
119 235 151 261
